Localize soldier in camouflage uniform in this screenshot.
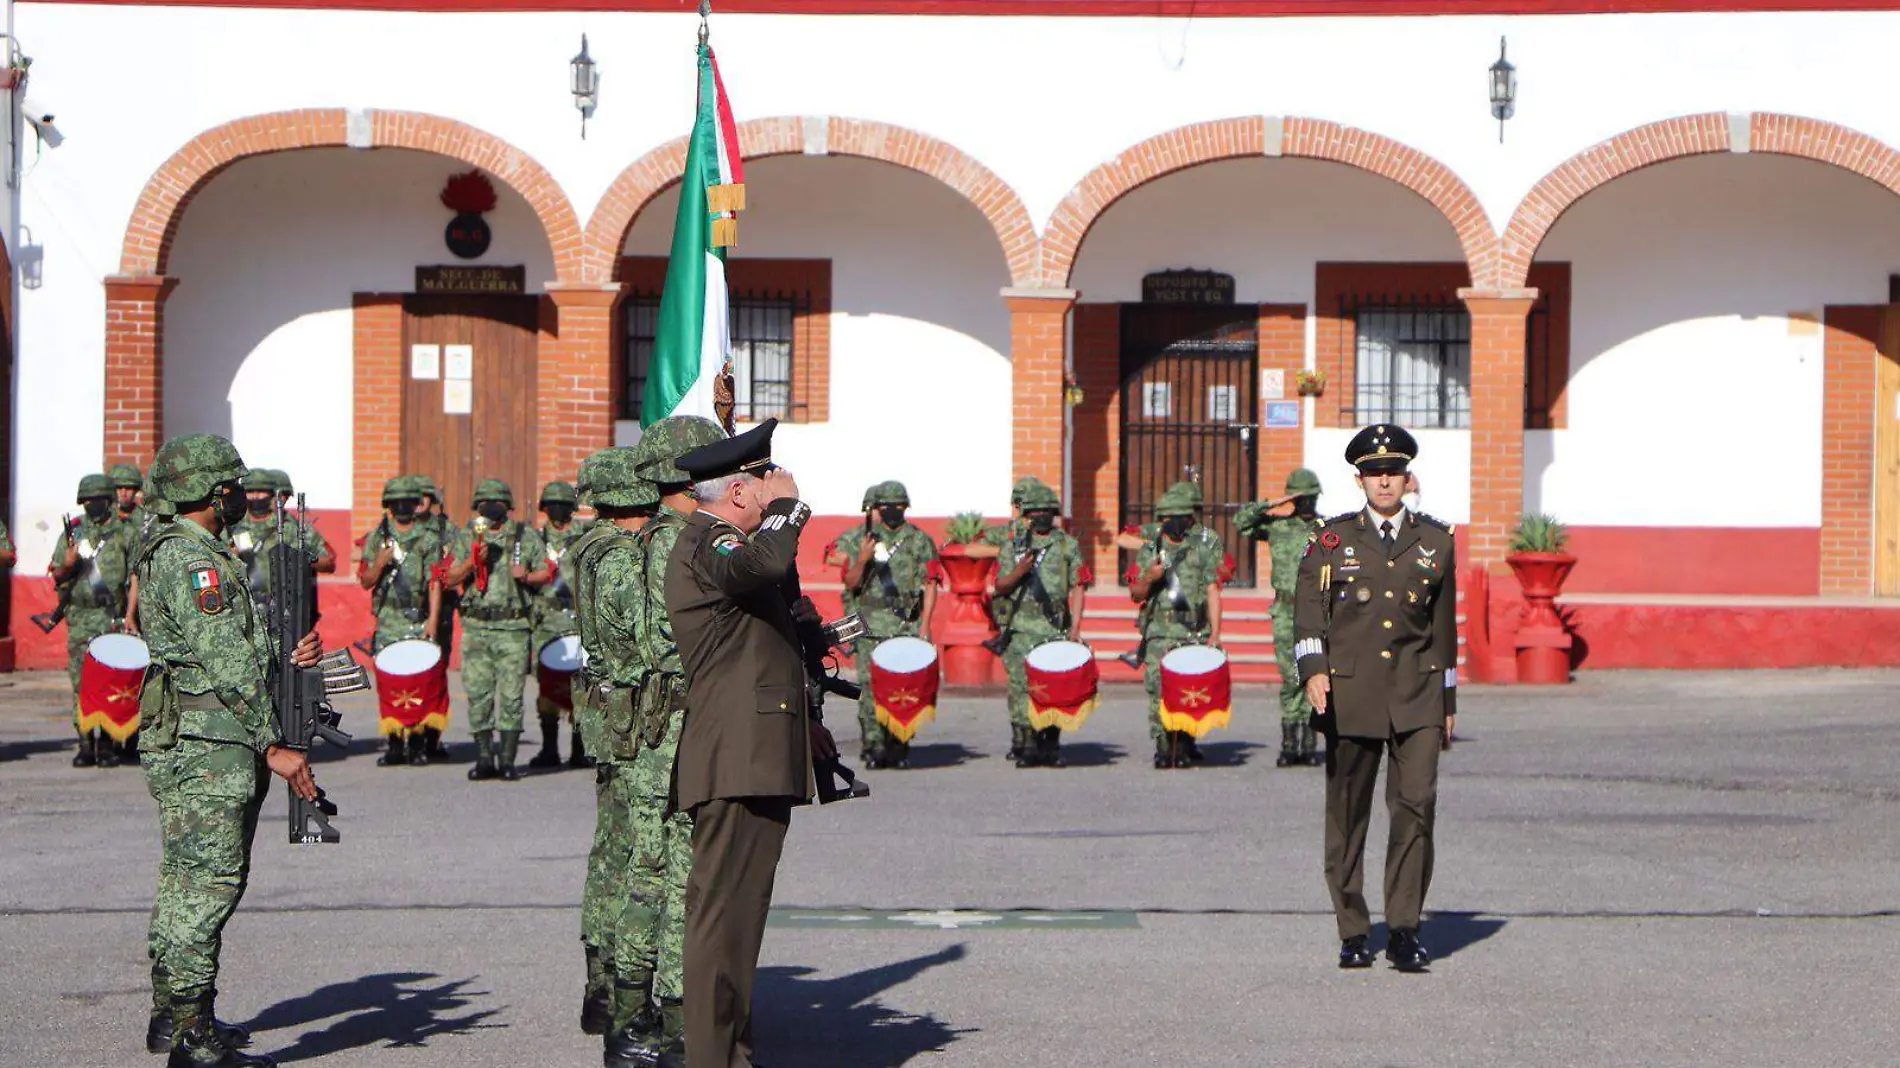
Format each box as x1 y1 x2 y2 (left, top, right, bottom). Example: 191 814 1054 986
110 461 147 528
358 476 447 766
567 447 659 1051
413 476 459 657
530 481 589 769
0 519 14 569
50 473 137 767
224 470 335 593
831 480 939 769
444 479 549 782
134 433 325 1068
1236 468 1327 767
1127 481 1234 769
994 481 1092 768
609 415 728 1067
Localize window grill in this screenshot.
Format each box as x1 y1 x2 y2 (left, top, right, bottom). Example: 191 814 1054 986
622 292 808 422
1339 295 1472 430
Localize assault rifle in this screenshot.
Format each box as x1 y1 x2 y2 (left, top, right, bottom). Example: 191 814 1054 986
793 604 870 804
31 514 83 634
1117 529 1170 670
266 494 370 844
982 527 1043 657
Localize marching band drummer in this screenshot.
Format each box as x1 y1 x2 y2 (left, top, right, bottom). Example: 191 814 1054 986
1294 424 1458 974
992 481 1091 769
1126 481 1232 770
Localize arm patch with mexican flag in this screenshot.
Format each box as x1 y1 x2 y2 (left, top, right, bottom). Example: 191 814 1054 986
713 532 745 556
190 563 226 615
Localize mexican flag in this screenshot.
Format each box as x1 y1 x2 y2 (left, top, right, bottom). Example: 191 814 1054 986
641 43 746 427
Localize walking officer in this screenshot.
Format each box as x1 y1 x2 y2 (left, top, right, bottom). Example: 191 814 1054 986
1126 480 1233 769
51 472 136 767
1294 424 1457 973
831 480 939 769
133 433 326 1067
443 479 550 781
530 480 589 769
1237 468 1328 767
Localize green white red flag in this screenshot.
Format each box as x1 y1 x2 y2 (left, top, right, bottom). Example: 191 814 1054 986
641 42 747 427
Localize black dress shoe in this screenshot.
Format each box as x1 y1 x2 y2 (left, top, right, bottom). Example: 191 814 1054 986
1386 927 1431 972
1338 935 1374 969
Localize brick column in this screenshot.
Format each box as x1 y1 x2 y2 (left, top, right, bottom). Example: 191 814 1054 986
1460 288 1539 569
351 294 405 538
103 275 179 465
1820 305 1880 596
1257 303 1308 585
1006 288 1076 503
540 285 622 490
1070 302 1120 578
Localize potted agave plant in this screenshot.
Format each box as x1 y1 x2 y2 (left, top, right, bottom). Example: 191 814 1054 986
936 512 1002 686
1506 513 1576 684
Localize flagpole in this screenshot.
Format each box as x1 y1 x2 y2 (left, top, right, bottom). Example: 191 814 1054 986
699 0 738 434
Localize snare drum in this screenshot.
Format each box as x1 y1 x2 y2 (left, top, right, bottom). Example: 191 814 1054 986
536 635 584 712
374 639 449 735
1157 644 1233 738
79 633 149 742
869 636 940 743
1022 640 1100 732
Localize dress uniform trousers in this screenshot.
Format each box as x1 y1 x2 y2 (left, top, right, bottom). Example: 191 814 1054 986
1323 724 1440 940
685 796 792 1068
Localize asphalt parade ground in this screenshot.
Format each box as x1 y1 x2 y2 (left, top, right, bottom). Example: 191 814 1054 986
3 668 1898 1068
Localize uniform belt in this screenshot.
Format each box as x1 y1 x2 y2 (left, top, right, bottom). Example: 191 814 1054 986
176 690 227 712
463 606 527 622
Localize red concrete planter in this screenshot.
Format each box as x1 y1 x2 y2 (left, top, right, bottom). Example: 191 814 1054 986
935 543 1002 686
1506 552 1577 684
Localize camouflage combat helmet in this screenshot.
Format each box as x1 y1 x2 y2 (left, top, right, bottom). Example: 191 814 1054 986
106 463 143 490
539 481 578 506
1010 477 1051 508
146 434 247 517
1284 468 1322 498
471 479 514 507
866 480 911 508
1154 480 1203 517
382 475 424 504
1018 481 1061 512
270 469 295 496
579 447 658 510
413 475 441 502
241 469 278 493
860 486 878 512
632 416 728 485
76 473 114 501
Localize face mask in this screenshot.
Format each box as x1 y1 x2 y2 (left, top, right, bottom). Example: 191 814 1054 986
1294 496 1318 518
1029 512 1057 535
544 504 576 525
246 497 273 518
478 502 509 524
216 485 248 526
390 501 419 521
1161 516 1193 539
877 507 906 528
83 500 113 523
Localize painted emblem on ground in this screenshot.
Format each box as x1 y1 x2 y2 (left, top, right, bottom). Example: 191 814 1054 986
770 908 1140 931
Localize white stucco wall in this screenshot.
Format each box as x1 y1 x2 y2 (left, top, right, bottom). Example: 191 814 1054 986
9 3 1900 560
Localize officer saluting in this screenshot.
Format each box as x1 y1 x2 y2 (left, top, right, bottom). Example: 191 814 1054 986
1294 424 1457 973
664 417 835 1068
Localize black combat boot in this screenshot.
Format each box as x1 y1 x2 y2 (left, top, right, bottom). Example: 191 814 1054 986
530 712 564 768
497 731 523 781
97 730 122 768
424 726 451 761
406 731 430 766
603 976 662 1067
467 732 498 781
1183 734 1205 764
1037 727 1065 769
1276 724 1299 768
166 996 271 1067
645 997 685 1065
886 738 910 770
376 735 407 767
580 945 612 1036
124 730 141 760
568 729 591 769
1014 728 1043 768
150 980 252 1055
1153 734 1173 770
73 730 97 768
1301 723 1325 767
1007 725 1027 762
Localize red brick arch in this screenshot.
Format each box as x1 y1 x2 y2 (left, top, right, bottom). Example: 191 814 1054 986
1038 116 1498 288
582 116 1039 286
119 108 583 281
1498 112 1900 289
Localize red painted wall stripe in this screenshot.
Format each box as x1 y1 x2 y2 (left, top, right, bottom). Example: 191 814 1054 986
25 0 1900 16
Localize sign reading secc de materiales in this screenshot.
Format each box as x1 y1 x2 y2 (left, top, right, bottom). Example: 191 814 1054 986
416 265 526 295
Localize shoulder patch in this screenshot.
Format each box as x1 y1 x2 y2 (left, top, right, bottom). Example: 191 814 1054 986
1325 512 1358 526
189 563 227 615
1418 512 1456 534
713 532 745 556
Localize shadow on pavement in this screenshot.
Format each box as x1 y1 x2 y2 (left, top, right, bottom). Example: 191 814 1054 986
1197 740 1266 767
757 944 973 1067
0 737 79 762
1056 741 1126 768
1375 912 1507 963
899 743 981 770
245 971 504 1062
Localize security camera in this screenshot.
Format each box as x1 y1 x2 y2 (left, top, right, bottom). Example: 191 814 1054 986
22 98 63 148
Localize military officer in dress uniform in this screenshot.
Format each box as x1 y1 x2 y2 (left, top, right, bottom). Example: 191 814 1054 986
664 418 834 1068
1294 424 1457 973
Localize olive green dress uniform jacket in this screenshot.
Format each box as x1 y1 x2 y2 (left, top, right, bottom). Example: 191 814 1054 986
1293 509 1458 739
665 499 816 813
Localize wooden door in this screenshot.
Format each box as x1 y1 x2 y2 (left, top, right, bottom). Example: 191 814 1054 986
1878 307 1900 595
402 295 540 520
1118 304 1260 587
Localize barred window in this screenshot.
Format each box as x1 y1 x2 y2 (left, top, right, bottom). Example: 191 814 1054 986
1351 303 1471 430
620 296 800 422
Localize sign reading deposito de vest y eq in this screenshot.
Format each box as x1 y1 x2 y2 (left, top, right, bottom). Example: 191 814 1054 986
1142 269 1235 305
416 265 526 295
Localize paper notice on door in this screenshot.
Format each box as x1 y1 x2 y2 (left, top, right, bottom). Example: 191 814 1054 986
443 344 474 380
410 344 441 380
443 379 473 415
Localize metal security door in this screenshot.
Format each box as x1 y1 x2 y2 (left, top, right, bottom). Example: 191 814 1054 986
1119 304 1260 587
402 294 540 519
